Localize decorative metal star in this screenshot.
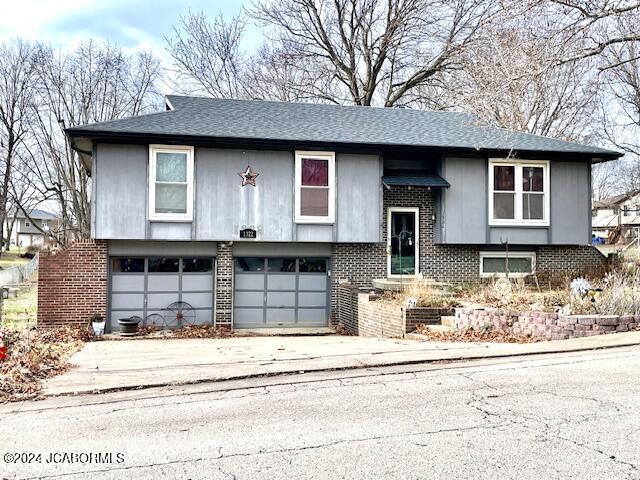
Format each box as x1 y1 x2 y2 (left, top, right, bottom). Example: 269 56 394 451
238 165 259 187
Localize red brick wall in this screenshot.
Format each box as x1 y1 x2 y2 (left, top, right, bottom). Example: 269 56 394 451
37 240 108 328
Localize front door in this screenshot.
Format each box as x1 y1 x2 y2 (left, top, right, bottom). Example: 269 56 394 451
387 208 419 276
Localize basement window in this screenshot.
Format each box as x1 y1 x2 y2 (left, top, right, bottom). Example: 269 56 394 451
480 252 536 278
149 145 194 221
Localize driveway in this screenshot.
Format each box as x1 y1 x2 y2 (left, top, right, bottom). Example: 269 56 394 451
43 331 640 396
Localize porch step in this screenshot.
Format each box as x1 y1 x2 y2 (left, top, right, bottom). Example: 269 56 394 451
420 324 454 333
441 316 457 328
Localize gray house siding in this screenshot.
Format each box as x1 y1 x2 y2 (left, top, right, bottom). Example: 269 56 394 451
438 156 592 246
93 144 381 243
439 156 488 244
550 161 591 245
94 144 147 239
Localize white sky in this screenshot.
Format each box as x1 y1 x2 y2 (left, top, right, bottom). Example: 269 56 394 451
0 0 255 58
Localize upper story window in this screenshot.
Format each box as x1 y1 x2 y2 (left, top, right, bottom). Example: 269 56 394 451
24 221 30 227
295 151 335 223
489 159 549 226
149 145 194 221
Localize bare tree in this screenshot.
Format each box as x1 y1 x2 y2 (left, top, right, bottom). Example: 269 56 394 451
546 0 640 67
442 14 602 142
166 11 248 98
0 39 37 256
249 0 501 107
21 41 162 242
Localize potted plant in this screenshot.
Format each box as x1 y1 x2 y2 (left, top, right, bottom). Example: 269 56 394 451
118 316 141 336
90 314 106 336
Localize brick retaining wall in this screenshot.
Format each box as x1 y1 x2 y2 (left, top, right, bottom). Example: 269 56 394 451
338 283 453 337
456 307 639 340
37 240 108 328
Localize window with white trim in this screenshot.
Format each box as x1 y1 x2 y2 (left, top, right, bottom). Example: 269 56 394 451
489 159 549 226
295 151 335 223
480 251 536 278
149 145 194 221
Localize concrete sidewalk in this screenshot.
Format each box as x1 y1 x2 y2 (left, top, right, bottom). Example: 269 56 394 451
44 331 640 397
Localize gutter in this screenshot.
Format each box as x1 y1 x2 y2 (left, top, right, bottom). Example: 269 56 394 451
63 129 624 163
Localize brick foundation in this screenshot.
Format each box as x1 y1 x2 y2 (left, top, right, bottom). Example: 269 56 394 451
37 240 108 328
455 307 639 340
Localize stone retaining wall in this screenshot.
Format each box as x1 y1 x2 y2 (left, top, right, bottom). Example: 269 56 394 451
456 307 639 340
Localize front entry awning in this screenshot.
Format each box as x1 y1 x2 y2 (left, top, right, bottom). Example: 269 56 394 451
382 173 450 188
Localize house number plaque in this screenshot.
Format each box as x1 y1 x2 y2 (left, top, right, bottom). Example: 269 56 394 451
240 228 257 239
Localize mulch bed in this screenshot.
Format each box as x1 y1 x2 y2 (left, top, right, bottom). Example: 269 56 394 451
414 324 540 343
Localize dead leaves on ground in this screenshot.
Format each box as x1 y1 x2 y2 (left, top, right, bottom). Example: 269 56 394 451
0 326 88 402
414 324 539 343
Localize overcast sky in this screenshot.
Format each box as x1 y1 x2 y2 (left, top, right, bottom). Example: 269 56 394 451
0 0 253 57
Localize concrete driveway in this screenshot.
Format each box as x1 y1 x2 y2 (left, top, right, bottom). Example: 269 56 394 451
43 331 640 396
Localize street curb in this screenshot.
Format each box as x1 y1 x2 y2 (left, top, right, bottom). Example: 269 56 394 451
45 337 640 398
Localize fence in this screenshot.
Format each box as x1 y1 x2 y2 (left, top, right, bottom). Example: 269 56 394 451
0 254 39 287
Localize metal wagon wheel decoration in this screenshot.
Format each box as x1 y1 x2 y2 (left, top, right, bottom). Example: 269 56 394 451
164 301 196 328
144 313 165 329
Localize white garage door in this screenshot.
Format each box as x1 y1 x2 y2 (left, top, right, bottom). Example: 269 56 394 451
234 257 329 328
109 257 215 331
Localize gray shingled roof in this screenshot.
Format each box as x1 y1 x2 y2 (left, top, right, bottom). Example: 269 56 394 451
12 208 59 220
66 95 621 158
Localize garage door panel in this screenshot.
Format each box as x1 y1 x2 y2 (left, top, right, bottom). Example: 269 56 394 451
297 308 327 324
235 291 264 307
112 275 144 292
267 274 296 291
111 293 144 309
266 291 296 307
298 275 327 291
234 308 264 326
182 275 213 291
147 275 179 292
181 292 213 308
234 256 328 328
194 309 213 324
147 292 180 310
298 292 327 308
235 274 264 290
266 308 296 324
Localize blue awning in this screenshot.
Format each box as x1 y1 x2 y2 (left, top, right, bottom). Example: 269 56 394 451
382 173 450 188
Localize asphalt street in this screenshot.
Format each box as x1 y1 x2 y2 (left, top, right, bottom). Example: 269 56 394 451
2 347 639 480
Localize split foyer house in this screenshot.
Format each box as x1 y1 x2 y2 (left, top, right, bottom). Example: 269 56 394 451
46 95 621 332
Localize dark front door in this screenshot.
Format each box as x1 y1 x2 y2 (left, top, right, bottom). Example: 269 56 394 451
388 208 418 276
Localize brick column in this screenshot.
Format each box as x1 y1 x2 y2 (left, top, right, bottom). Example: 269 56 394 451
215 242 233 327
37 239 108 329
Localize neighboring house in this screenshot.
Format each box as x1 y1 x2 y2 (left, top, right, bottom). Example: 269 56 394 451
592 192 640 243
53 95 620 332
5 208 60 248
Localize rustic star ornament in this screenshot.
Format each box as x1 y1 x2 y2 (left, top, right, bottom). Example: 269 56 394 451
238 165 259 187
